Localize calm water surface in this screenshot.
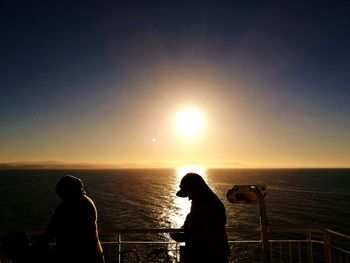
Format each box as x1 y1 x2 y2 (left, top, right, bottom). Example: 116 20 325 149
0 168 349 235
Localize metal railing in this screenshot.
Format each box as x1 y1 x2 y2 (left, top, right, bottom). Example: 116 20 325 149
0 227 349 263
99 227 350 263
266 227 350 263
100 228 181 263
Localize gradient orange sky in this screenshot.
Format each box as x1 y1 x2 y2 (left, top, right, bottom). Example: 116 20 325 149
1 2 350 168
1 65 349 168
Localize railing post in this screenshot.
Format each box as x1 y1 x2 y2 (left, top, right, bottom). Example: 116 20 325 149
226 185 269 262
307 231 313 263
108 243 112 263
176 243 180 263
117 233 121 263
324 230 332 263
256 189 271 263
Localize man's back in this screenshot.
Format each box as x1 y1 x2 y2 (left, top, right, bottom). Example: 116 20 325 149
184 192 229 263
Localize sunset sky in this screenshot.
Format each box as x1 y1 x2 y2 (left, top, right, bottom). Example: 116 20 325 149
1 1 350 168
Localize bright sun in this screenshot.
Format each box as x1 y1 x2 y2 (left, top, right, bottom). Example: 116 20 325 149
175 108 205 137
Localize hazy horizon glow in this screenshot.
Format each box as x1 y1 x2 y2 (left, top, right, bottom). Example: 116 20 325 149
1 2 349 168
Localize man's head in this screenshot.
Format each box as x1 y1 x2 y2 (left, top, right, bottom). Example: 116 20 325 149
176 173 209 200
55 175 85 200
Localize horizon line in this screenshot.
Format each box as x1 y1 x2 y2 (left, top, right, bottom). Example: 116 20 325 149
0 161 349 170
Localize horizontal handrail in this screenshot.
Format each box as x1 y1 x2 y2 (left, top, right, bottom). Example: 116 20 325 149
22 226 349 237
100 228 182 234
268 226 326 233
1 226 350 263
325 229 350 240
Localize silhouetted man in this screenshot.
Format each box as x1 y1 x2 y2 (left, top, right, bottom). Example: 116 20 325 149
44 175 104 263
171 173 229 263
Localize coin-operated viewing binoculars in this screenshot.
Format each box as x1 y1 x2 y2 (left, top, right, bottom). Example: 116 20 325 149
226 185 270 263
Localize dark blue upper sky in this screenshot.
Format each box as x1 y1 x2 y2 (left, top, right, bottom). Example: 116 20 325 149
1 0 350 166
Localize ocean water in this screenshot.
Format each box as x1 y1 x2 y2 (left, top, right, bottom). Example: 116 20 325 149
0 168 350 236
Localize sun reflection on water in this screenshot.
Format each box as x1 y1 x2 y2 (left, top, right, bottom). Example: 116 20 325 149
170 167 206 228
176 167 206 178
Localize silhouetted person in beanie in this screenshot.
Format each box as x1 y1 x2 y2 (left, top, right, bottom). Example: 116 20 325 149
44 175 104 263
171 173 229 263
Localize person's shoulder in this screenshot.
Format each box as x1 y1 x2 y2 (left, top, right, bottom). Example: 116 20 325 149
209 191 221 202
81 194 93 204
81 195 97 209
210 193 226 209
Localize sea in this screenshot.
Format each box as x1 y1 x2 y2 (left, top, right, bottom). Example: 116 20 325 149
1 168 349 236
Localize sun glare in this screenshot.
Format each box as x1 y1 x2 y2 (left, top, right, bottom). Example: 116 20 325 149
175 108 205 138
176 167 206 177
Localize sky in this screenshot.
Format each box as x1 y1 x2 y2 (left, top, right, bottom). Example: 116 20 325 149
1 0 350 168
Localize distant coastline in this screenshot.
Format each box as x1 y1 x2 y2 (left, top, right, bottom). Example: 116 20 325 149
0 161 349 170
0 160 245 169
0 161 154 170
